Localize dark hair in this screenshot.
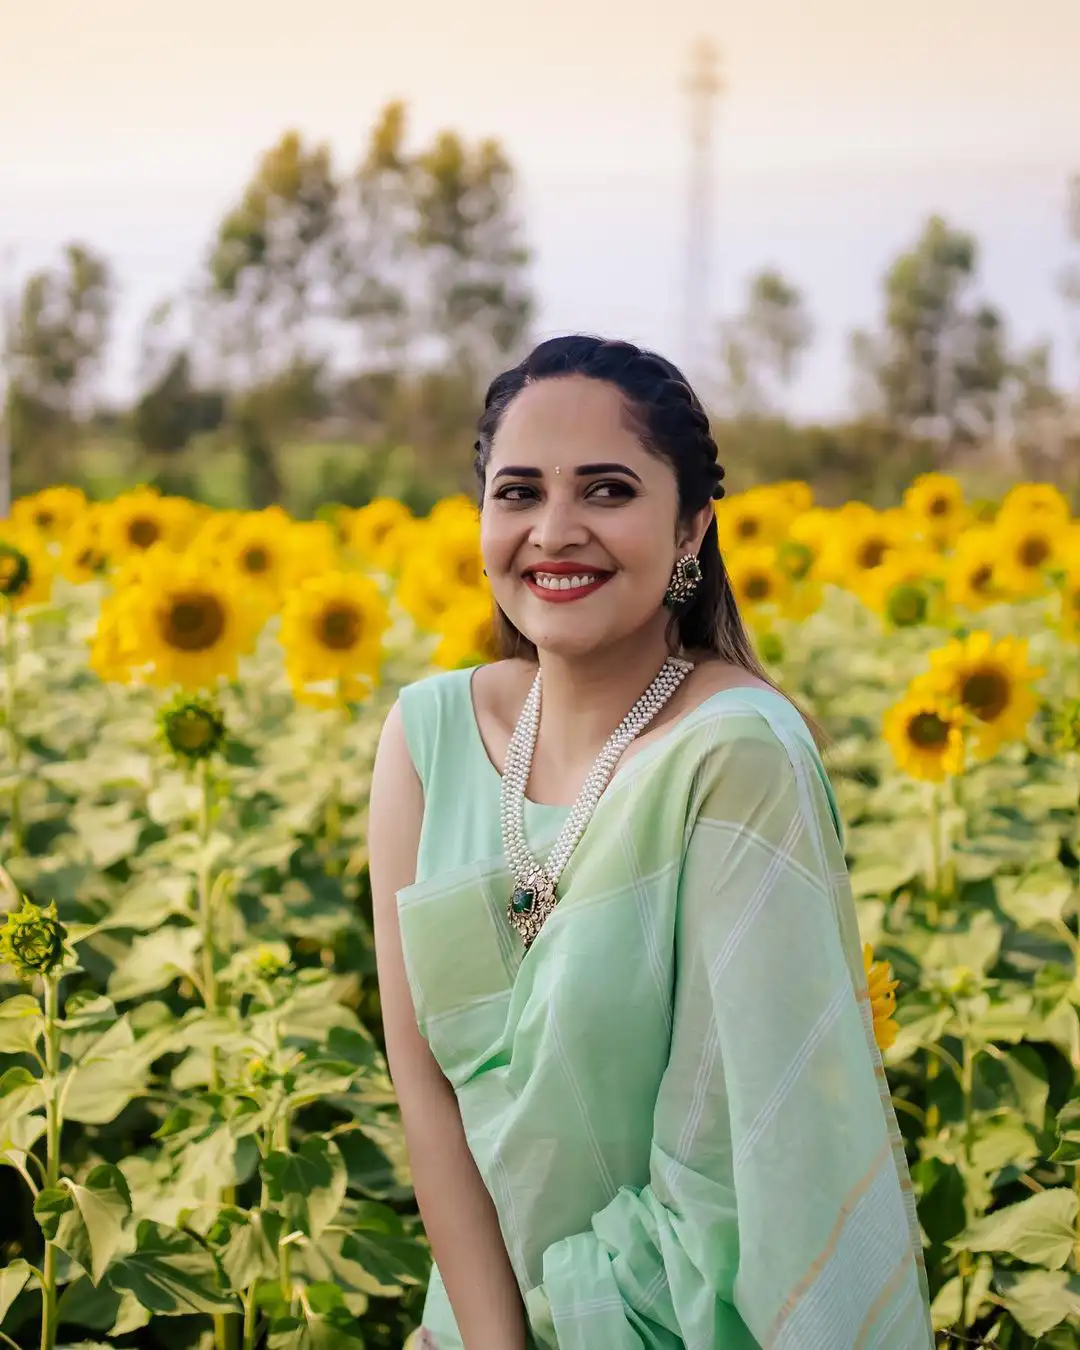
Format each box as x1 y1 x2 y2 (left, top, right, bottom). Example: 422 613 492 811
473 334 774 688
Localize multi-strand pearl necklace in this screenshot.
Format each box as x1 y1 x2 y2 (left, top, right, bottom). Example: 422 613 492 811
501 655 694 949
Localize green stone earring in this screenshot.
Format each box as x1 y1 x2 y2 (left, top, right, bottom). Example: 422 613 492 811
663 552 703 612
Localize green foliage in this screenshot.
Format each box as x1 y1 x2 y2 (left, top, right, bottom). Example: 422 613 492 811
0 594 431 1349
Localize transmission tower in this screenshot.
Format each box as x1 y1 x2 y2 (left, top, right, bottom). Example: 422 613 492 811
683 37 723 384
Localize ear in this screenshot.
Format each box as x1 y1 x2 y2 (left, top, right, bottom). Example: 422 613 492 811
676 503 714 555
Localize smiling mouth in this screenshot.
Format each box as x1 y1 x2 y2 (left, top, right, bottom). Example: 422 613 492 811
522 569 613 602
526 571 609 591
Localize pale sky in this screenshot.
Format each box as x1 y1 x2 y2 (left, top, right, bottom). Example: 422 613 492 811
2 0 1079 416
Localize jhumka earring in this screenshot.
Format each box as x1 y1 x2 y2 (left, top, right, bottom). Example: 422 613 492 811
663 552 703 612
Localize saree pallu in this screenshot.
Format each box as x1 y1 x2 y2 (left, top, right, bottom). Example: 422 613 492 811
396 672 934 1349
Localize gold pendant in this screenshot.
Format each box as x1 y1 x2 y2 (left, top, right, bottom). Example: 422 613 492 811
507 872 558 950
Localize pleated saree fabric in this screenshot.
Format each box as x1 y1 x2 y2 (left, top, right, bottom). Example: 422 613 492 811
396 669 933 1349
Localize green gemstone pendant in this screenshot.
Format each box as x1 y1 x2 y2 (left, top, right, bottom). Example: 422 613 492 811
507 873 558 949
511 887 536 915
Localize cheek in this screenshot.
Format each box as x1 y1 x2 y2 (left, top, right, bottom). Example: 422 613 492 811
479 512 517 568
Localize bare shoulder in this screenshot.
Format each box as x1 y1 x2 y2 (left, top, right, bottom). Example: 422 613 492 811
469 658 536 731
679 655 776 708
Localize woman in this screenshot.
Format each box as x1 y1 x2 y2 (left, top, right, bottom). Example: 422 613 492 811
370 336 934 1349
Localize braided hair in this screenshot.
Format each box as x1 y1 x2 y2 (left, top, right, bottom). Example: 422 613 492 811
473 334 772 683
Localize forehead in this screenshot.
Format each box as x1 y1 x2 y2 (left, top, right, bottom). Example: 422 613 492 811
489 375 649 467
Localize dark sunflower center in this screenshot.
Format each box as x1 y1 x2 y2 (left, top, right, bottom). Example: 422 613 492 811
744 574 772 602
318 603 361 650
969 564 993 592
928 496 950 517
161 592 227 652
1018 534 1050 568
857 538 888 570
128 517 161 549
77 548 107 573
242 545 271 574
960 667 1010 722
736 517 760 540
908 711 950 748
34 510 55 529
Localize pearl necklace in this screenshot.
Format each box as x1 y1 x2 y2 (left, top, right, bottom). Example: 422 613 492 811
501 655 694 949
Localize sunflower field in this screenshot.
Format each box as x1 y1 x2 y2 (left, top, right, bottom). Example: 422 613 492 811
0 475 1079 1350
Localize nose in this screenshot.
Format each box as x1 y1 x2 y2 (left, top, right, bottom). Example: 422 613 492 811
528 491 590 555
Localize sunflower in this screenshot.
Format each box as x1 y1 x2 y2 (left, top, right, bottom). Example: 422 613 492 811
88 589 142 684
434 515 485 592
882 690 966 782
278 519 341 590
821 507 907 589
997 482 1072 527
769 480 814 515
992 512 1060 598
103 487 200 560
918 631 1043 758
724 546 792 619
113 545 261 689
345 497 416 573
903 472 966 548
432 590 498 670
781 508 834 582
858 549 940 626
715 488 791 553
279 570 390 706
427 494 480 529
12 485 88 542
944 528 1002 612
59 506 111 585
863 945 900 1053
0 530 55 610
192 507 295 610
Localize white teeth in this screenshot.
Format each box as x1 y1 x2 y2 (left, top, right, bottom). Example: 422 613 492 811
531 573 603 591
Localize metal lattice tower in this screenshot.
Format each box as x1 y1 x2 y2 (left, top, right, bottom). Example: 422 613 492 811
683 38 723 383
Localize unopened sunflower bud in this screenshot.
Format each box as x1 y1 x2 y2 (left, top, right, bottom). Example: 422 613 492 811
0 898 67 979
886 583 929 629
758 632 785 665
158 693 226 763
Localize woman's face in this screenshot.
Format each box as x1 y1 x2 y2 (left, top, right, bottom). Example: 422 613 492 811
480 375 706 660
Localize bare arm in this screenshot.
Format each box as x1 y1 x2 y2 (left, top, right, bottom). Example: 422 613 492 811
369 700 528 1350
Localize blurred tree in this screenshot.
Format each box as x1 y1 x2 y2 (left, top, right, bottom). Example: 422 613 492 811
714 269 813 418
851 216 1008 450
4 243 113 492
132 299 225 458
411 130 534 381
203 130 339 506
334 102 417 367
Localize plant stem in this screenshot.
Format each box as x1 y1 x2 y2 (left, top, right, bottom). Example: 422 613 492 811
954 1033 977 1336
197 762 238 1350
3 600 22 854
39 975 61 1350
197 759 219 1085
927 783 942 926
322 692 349 875
241 1287 258 1350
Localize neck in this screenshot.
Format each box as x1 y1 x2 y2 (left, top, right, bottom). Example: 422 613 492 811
532 626 679 767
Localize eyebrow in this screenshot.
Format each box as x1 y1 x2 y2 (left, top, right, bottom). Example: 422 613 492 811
492 462 643 482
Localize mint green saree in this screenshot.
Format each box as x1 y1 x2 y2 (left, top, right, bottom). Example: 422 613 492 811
396 669 933 1349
